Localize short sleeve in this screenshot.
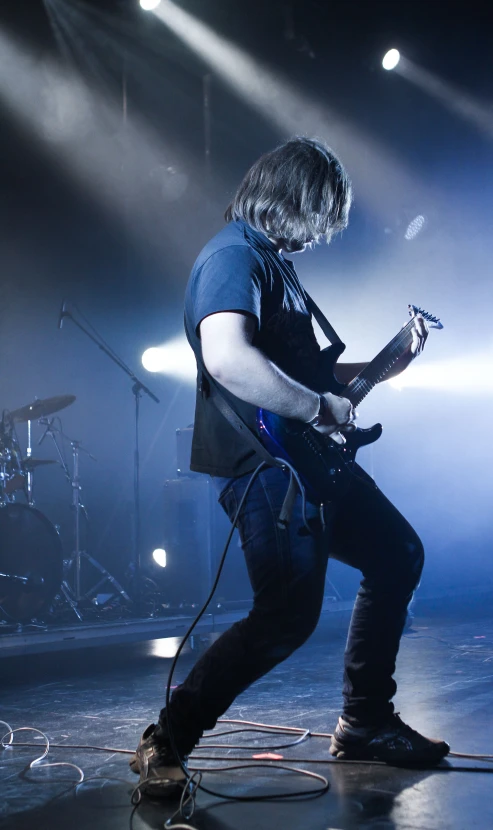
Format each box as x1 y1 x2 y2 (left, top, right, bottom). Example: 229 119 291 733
192 245 265 334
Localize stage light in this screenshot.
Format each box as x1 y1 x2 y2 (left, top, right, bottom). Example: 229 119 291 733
382 49 400 70
140 0 162 10
150 637 182 658
152 548 167 567
404 214 426 240
142 336 196 382
142 347 166 373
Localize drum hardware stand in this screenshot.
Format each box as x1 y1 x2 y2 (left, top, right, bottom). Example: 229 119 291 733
58 302 160 612
40 419 131 620
26 418 34 506
0 412 9 505
0 410 24 506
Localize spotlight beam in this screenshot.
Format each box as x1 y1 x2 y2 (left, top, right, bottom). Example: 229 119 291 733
386 53 493 141
151 0 433 220
0 19 200 259
389 351 493 394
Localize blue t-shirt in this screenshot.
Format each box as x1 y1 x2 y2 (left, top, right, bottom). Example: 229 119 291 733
184 220 321 477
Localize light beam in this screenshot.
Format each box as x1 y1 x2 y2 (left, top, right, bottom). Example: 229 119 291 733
389 351 493 394
0 14 198 259
383 50 493 140
151 0 432 221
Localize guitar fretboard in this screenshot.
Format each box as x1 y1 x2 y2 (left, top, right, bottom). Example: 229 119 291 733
344 319 415 407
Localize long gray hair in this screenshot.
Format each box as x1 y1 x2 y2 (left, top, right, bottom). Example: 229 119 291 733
225 137 352 246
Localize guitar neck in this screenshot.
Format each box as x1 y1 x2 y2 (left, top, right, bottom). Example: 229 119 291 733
344 319 415 406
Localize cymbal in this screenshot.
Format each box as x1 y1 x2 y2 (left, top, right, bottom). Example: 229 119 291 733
10 395 76 423
21 458 57 470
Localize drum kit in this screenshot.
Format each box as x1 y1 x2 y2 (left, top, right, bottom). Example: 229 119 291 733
0 394 129 625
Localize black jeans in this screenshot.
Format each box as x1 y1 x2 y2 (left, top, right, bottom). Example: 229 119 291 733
163 466 424 754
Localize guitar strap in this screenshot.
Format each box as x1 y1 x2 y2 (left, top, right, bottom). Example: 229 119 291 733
184 317 279 469
203 371 280 469
304 293 343 346
184 291 340 526
185 317 300 526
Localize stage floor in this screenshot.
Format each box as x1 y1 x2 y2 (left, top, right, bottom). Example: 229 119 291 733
2 598 493 830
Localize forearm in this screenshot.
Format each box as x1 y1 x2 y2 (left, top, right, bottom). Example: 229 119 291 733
206 343 320 422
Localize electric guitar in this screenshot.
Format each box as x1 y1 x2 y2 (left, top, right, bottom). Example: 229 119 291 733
257 305 443 504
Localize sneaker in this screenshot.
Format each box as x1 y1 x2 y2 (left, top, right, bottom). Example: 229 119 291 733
129 723 188 798
330 714 450 766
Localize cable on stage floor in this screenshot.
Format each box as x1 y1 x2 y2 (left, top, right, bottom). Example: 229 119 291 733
4 714 493 830
4 472 493 825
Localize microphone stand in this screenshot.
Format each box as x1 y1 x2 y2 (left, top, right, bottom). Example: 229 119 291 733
60 307 159 612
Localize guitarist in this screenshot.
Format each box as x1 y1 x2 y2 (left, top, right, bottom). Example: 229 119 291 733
131 137 449 797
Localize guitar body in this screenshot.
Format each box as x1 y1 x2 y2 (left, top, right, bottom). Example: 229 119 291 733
256 343 382 504
256 305 441 504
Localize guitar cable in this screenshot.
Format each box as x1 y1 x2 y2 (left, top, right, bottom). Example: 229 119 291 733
3 715 493 830
1 459 324 827
4 459 491 827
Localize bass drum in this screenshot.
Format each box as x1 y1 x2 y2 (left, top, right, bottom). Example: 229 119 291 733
0 504 63 622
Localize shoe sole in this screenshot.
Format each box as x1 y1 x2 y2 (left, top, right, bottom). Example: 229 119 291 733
130 757 188 798
330 739 450 766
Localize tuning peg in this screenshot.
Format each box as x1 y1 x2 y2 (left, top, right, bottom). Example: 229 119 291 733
408 305 444 329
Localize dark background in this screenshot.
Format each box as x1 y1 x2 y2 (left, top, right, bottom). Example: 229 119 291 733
0 0 491 600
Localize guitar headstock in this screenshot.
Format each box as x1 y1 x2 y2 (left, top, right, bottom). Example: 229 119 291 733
408 304 444 330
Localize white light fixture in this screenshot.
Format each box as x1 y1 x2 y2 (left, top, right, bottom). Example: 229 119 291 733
152 548 167 568
382 49 401 71
140 0 162 11
141 336 196 382
404 214 426 240
142 347 167 373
